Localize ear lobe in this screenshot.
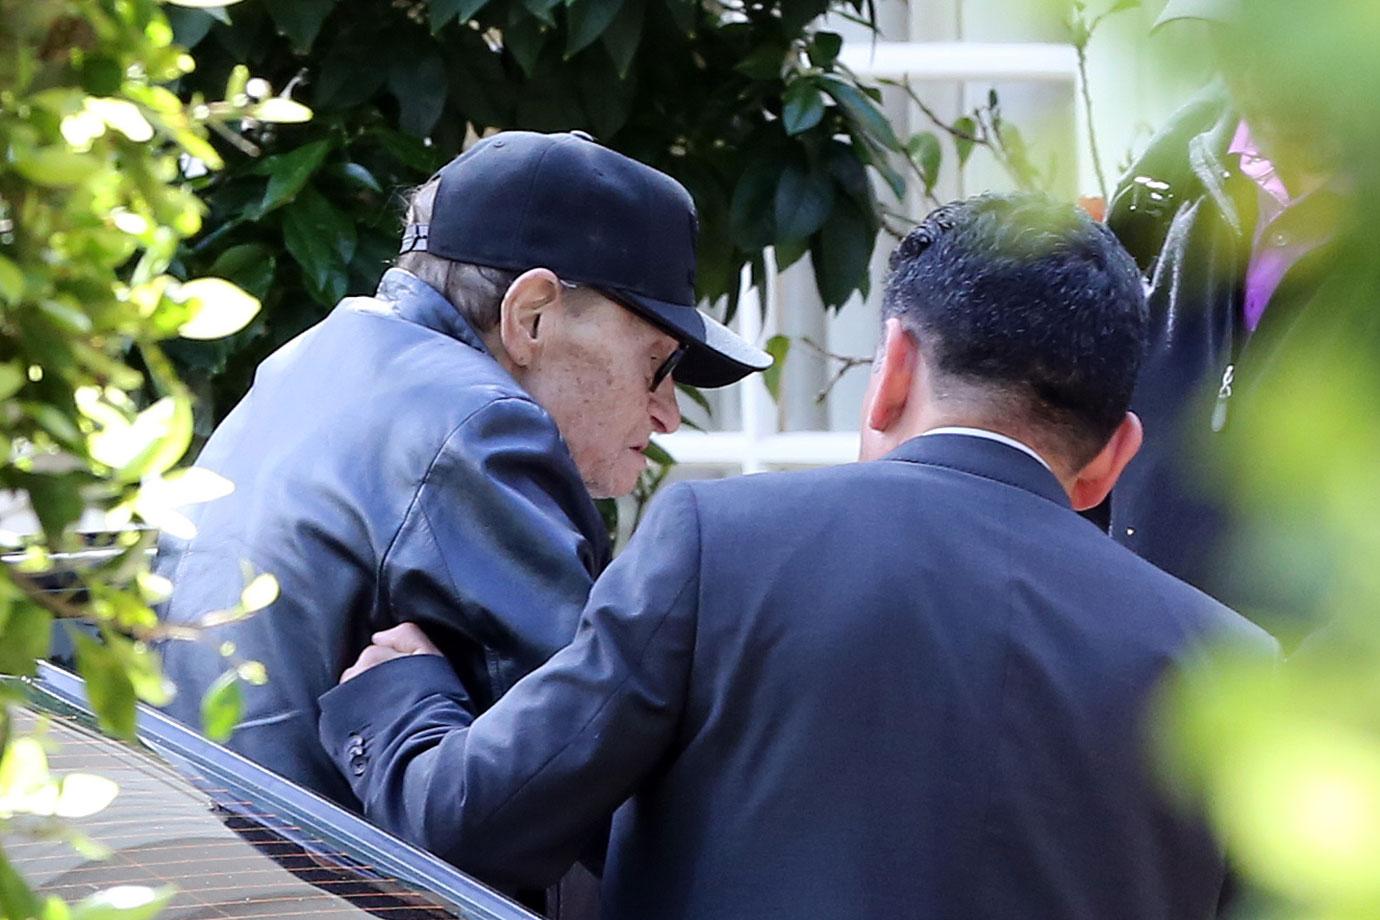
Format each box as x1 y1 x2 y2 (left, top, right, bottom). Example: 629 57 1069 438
500 269 559 367
865 319 919 434
1069 412 1144 511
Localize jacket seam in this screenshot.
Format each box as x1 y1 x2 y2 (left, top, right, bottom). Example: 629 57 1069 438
374 396 545 605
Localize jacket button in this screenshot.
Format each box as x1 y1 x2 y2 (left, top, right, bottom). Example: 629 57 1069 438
350 756 367 777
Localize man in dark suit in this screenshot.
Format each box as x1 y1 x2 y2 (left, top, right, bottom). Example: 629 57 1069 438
320 194 1277 919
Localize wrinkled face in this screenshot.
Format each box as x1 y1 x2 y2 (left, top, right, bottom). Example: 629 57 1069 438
522 289 683 499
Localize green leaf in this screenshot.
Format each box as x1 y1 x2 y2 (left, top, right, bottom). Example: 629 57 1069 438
774 234 810 271
811 199 875 309
953 116 978 167
0 848 41 920
601 0 645 79
824 139 874 214
69 885 175 920
13 149 102 187
907 131 943 191
736 41 788 80
370 126 446 173
0 605 53 677
729 160 780 250
810 31 844 68
567 0 625 56
665 0 695 34
782 0 830 35
263 0 336 52
430 0 490 32
782 80 826 136
0 735 51 805
389 52 448 137
505 9 548 78
79 54 124 95
0 253 24 304
1110 0 1141 12
177 278 262 340
240 573 279 613
327 162 384 194
762 334 791 401
774 162 835 242
225 64 250 101
0 362 24 400
54 772 120 818
675 382 712 418
1068 16 1091 49
249 98 313 123
282 187 357 307
257 138 334 215
821 76 900 150
201 671 243 743
23 473 86 541
578 57 633 138
522 0 562 26
74 632 139 741
206 243 277 301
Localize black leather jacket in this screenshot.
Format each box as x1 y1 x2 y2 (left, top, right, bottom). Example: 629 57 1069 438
1107 83 1340 645
156 268 609 806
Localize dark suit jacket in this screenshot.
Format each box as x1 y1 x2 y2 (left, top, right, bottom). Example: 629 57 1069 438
321 434 1277 919
156 268 607 807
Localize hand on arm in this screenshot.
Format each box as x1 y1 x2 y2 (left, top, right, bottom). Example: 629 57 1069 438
339 623 442 684
321 483 704 891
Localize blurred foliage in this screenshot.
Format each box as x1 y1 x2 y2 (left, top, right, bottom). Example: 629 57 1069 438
1140 0 1380 917
159 0 902 429
0 0 285 915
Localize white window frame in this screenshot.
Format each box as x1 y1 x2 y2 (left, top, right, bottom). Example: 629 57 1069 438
655 40 1088 476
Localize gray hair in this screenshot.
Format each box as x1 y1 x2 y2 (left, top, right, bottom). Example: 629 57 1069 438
396 177 517 333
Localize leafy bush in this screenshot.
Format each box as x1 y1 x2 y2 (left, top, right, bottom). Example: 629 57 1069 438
0 0 281 913
163 0 901 425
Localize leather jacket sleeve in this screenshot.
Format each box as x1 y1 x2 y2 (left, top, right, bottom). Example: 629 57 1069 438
378 395 608 713
320 483 701 891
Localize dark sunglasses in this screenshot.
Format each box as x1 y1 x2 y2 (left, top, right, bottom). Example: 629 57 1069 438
560 280 689 392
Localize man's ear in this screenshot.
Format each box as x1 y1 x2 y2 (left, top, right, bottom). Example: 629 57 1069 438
499 268 562 368
865 318 920 435
1069 412 1143 511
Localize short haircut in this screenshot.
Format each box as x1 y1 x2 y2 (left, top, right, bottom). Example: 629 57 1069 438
883 193 1147 466
396 178 516 332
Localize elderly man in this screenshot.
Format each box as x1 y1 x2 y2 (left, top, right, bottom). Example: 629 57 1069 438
154 131 769 812
321 194 1276 920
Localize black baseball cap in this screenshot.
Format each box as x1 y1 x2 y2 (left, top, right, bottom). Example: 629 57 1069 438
401 131 771 389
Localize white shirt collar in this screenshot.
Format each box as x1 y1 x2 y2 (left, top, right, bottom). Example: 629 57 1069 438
921 426 1053 473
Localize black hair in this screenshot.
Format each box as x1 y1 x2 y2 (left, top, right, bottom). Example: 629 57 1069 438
882 193 1148 465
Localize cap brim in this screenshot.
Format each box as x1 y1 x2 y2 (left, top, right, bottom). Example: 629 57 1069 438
1152 0 1239 31
612 289 773 389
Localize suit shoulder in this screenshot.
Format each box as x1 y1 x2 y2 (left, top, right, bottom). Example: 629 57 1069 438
670 464 862 532
1095 533 1279 657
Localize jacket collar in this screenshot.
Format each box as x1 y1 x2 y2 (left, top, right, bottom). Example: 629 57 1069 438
372 268 491 354
881 432 1071 508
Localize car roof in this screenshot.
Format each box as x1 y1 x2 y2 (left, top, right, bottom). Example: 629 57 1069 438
7 661 541 920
